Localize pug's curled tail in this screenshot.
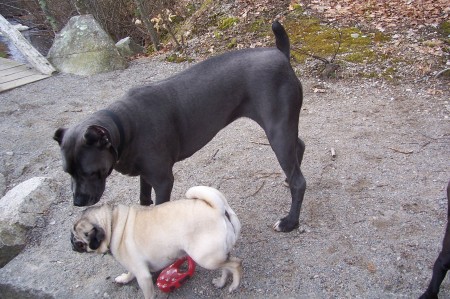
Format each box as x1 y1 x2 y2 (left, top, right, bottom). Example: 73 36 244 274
186 186 241 239
272 20 290 61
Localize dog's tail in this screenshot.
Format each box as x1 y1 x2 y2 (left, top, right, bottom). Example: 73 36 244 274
272 20 290 60
185 186 241 239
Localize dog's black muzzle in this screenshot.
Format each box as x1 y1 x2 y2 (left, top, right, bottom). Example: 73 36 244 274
71 232 87 253
73 193 101 207
71 175 107 206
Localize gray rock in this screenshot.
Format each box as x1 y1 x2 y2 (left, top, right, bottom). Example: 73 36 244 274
116 37 144 58
47 15 127 76
0 173 5 197
0 177 57 268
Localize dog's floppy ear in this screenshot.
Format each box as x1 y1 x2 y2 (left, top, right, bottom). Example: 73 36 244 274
88 225 106 250
84 125 112 149
53 128 67 145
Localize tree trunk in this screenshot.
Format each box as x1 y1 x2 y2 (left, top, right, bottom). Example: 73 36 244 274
38 0 59 32
74 0 90 15
134 0 160 51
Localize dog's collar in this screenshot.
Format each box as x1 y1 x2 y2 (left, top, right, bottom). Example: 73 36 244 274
100 109 125 161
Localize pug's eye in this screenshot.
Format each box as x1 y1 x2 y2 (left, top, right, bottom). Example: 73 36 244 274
85 232 89 237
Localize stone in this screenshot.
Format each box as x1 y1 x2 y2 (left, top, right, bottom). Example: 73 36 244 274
0 173 5 197
47 14 127 76
116 37 144 58
0 177 57 267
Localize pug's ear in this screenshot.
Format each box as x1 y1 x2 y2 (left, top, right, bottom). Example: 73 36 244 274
84 125 112 149
88 225 105 250
53 128 67 145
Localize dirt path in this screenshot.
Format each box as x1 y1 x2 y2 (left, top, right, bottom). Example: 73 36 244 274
0 57 449 298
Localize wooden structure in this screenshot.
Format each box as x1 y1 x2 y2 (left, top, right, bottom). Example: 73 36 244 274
0 14 55 91
0 57 50 92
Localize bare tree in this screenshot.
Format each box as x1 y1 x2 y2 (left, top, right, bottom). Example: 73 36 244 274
38 0 59 32
134 0 160 51
73 0 90 15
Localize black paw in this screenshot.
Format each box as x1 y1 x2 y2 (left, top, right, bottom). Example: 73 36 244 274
273 217 299 232
140 198 154 206
419 291 438 299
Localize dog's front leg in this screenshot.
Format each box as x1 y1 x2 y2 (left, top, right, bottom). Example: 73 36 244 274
115 272 135 284
135 273 157 299
139 177 153 205
152 173 174 205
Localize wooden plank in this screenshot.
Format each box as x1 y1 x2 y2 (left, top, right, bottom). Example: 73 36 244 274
0 57 25 70
0 73 49 92
0 57 50 92
0 64 33 76
0 68 40 83
0 14 55 75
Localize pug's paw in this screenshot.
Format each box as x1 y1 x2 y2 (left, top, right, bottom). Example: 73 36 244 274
115 272 135 284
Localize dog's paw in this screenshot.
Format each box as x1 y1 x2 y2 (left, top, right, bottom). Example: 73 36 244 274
273 218 299 232
228 282 239 293
115 272 135 284
212 277 226 289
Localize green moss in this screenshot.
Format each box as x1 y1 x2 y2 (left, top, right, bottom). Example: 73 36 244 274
213 30 223 39
165 53 193 63
249 19 266 33
285 14 389 65
360 71 378 79
373 31 390 43
0 51 7 58
185 3 197 16
343 49 376 63
292 3 304 13
439 21 450 36
382 67 396 76
227 38 237 49
217 16 239 30
199 0 213 12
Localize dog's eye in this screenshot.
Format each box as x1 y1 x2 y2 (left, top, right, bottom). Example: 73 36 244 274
85 232 89 237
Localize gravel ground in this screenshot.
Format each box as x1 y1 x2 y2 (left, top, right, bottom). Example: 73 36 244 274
0 56 449 298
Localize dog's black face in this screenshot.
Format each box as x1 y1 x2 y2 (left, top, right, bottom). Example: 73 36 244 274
54 125 116 206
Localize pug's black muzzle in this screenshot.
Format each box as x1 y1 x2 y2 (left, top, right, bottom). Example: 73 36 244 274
71 232 87 253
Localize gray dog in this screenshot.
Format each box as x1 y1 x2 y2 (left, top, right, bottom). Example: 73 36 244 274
54 21 306 232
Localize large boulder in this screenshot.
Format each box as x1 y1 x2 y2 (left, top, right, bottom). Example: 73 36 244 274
0 177 57 268
116 37 144 58
47 15 127 75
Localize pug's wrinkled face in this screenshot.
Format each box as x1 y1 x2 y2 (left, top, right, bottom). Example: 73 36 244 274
71 219 107 254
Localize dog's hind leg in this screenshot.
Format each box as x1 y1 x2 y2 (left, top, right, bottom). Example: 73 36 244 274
296 137 306 167
420 181 450 299
212 268 230 289
267 130 306 232
213 257 242 293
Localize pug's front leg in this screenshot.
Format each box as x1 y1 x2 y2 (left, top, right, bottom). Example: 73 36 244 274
136 272 156 299
115 271 135 284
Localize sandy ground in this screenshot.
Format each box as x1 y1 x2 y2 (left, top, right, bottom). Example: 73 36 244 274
0 56 449 298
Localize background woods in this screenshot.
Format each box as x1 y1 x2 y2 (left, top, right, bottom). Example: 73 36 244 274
0 0 181 51
0 0 448 79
